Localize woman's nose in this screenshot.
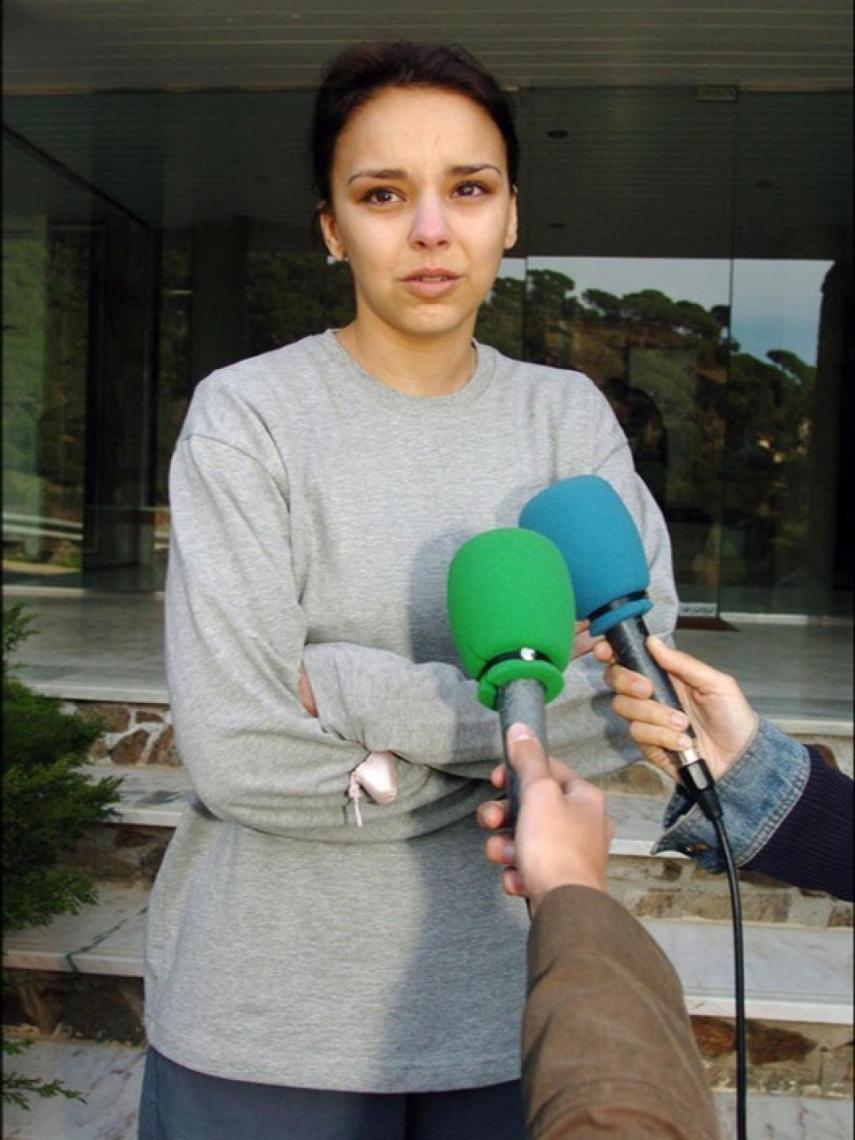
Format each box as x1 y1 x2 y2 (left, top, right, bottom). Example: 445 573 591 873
409 196 452 249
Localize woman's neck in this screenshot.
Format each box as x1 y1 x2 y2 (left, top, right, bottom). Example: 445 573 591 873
335 319 478 397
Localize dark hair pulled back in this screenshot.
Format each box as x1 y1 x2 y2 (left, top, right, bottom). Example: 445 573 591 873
311 40 519 207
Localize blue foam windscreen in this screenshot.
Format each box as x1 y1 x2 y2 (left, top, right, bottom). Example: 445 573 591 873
519 475 652 636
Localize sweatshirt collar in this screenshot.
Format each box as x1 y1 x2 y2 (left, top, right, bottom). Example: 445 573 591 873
318 329 496 413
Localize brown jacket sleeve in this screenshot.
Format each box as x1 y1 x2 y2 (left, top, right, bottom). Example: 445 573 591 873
523 885 720 1139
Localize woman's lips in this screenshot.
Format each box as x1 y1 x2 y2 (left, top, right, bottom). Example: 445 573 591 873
401 271 462 299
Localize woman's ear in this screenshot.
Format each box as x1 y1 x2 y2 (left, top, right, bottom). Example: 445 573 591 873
504 189 519 251
319 205 347 262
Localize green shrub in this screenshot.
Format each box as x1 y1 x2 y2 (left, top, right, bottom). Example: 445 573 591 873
2 602 123 1109
2 601 37 665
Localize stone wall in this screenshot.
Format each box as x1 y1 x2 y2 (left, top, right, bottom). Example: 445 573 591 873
693 1016 853 1096
608 856 853 929
66 701 853 777
65 701 179 766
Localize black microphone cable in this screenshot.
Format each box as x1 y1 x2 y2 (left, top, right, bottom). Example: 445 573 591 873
677 757 747 1140
714 816 747 1140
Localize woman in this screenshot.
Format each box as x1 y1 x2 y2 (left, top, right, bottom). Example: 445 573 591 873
139 41 678 1139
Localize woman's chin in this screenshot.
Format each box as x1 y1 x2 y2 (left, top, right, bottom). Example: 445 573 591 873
393 303 479 341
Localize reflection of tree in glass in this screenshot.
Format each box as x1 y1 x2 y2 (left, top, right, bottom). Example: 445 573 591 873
3 226 89 570
156 233 194 505
724 349 812 587
603 379 668 509
480 266 814 592
475 277 524 359
245 252 353 356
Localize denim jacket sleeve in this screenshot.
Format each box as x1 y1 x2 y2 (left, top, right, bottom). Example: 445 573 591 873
652 718 810 874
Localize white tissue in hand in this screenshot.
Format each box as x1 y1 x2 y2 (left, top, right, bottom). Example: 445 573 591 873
353 751 399 804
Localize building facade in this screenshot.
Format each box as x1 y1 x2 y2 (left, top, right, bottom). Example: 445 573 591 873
3 5 853 619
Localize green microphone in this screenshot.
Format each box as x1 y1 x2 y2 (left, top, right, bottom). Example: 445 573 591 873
447 528 575 827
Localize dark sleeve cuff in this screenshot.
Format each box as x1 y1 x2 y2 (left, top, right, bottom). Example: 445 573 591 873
743 747 854 900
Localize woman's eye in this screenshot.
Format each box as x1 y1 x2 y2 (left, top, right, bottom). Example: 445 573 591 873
454 181 488 198
363 187 401 205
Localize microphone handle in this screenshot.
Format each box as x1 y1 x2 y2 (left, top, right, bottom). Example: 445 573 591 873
605 615 687 713
606 616 722 819
497 678 548 830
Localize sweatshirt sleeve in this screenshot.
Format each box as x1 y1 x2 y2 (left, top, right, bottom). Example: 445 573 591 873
523 886 719 1140
302 393 678 779
166 431 490 840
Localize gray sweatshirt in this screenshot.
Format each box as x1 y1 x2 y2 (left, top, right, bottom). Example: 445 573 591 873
144 329 677 1092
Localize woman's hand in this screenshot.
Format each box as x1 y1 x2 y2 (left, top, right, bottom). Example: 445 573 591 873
571 619 602 660
477 725 614 914
298 666 318 717
592 635 758 782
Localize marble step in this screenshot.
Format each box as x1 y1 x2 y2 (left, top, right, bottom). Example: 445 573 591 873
2 1034 851 1140
4 883 852 1026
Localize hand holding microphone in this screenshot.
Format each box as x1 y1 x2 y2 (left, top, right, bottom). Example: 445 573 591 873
594 635 759 783
479 724 614 914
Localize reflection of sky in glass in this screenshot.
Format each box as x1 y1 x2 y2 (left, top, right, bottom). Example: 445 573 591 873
516 256 831 367
528 257 728 311
497 257 527 280
731 260 831 367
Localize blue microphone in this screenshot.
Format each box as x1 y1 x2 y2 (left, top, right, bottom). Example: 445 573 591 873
520 475 721 818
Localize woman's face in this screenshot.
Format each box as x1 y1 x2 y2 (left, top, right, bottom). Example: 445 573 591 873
320 86 518 344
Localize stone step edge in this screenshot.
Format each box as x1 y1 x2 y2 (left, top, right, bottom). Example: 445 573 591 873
5 940 849 1026
7 948 851 1026
2 1035 851 1140
38 675 853 739
85 763 685 858
4 885 851 1026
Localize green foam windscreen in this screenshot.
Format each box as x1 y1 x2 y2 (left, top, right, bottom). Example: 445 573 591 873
447 527 576 710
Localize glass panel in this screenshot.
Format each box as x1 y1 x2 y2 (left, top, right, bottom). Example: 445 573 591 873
520 88 737 617
524 256 732 614
723 91 853 616
3 141 92 586
475 258 526 360
519 89 735 260
724 260 829 610
244 250 354 358
153 229 193 589
2 132 157 593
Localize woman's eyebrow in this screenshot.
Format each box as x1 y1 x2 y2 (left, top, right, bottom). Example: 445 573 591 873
448 164 502 176
347 162 502 185
347 168 405 184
